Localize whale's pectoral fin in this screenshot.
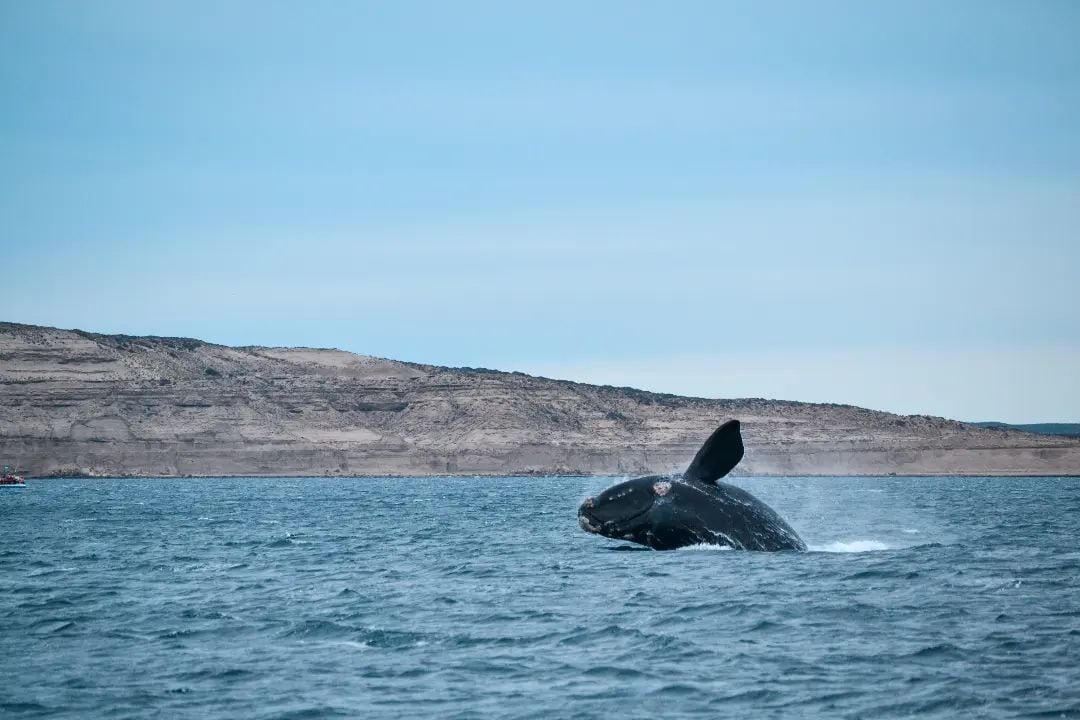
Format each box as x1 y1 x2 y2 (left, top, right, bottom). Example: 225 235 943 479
683 420 744 483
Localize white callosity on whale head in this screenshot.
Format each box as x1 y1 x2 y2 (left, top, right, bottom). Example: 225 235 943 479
578 513 600 533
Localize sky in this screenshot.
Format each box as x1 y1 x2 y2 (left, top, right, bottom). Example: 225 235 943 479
1 1 1078 423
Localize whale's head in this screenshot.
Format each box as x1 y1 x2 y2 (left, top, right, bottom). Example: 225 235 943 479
578 475 677 544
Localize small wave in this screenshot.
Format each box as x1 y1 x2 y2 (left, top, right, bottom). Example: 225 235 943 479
46 621 77 634
906 642 964 659
810 540 891 553
176 667 253 681
1 702 52 714
581 665 649 680
278 619 353 639
648 683 704 697
319 640 370 651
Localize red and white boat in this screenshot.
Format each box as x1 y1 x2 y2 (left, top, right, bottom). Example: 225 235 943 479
1 468 26 487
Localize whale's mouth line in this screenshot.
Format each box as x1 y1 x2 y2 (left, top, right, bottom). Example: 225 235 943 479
578 504 652 536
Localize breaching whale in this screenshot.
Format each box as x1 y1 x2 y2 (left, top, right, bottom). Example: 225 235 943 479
577 420 806 551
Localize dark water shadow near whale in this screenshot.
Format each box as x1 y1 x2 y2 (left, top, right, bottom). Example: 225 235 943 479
604 545 653 552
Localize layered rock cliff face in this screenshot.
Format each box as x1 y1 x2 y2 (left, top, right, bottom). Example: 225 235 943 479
1 323 1077 477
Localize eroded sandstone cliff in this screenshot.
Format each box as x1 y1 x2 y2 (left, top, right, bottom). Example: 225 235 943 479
1 322 1077 476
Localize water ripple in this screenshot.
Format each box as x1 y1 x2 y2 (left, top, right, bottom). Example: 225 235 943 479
3 475 1080 719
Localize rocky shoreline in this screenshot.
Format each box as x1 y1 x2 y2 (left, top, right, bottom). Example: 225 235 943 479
3 322 1079 478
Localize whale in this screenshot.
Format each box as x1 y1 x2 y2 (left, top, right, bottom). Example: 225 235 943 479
577 420 806 551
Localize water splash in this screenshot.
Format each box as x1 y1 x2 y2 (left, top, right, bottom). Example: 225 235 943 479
676 543 734 552
809 539 892 553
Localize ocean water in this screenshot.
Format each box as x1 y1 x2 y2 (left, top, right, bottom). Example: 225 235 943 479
2 475 1079 719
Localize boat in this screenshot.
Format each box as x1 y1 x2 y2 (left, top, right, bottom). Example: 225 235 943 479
1 466 26 487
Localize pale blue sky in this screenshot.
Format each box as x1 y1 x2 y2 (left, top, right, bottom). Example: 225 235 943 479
2 2 1078 422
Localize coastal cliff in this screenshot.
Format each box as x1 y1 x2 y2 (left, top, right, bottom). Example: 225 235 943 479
2 322 1077 477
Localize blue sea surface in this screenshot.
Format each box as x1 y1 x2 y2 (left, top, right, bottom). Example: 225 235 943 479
3 476 1079 719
